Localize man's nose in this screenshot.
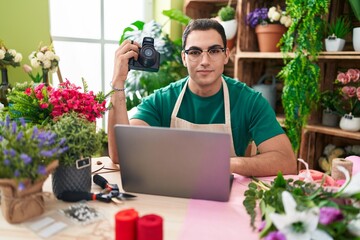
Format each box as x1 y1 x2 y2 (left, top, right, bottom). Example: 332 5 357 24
199 51 211 64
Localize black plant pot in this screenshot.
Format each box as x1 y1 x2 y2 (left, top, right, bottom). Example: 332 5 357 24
52 158 92 199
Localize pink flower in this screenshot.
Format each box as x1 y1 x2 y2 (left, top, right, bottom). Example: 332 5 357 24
337 72 351 84
346 69 360 82
342 86 357 98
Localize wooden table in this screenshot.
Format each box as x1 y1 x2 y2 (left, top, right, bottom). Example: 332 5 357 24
0 157 262 240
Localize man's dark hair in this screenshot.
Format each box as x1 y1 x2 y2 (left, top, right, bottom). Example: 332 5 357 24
182 18 227 49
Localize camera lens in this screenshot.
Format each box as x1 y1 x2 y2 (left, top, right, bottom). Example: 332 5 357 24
139 46 156 67
144 48 153 57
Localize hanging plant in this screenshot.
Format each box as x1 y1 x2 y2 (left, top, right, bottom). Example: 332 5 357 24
278 0 330 153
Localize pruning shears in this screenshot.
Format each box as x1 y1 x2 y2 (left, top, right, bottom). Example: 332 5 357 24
93 174 137 200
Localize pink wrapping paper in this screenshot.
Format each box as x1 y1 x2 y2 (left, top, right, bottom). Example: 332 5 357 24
179 175 280 240
345 155 360 175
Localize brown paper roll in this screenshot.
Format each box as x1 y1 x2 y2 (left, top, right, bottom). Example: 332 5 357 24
331 158 353 181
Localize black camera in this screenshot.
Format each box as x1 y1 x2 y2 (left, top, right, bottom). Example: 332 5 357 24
129 37 160 72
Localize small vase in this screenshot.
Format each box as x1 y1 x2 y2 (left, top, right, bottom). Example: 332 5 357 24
52 157 92 199
339 113 360 132
255 24 286 52
353 27 360 51
325 38 345 52
0 68 10 106
42 69 49 86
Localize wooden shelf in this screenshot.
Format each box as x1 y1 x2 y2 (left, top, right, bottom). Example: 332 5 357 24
303 124 360 140
235 51 360 60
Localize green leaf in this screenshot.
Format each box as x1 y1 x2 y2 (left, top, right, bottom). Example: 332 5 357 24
162 9 191 25
119 21 145 44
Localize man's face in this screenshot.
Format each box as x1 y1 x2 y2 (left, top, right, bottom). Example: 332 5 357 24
181 29 229 89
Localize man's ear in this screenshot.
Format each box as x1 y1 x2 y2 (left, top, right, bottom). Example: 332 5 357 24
224 48 230 65
181 51 187 67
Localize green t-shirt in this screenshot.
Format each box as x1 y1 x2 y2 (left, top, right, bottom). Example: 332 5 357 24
132 75 284 156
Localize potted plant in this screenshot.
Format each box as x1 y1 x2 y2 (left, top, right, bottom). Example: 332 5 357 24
2 79 111 198
319 90 341 127
0 115 66 223
216 1 237 48
51 111 102 199
325 16 352 52
334 68 360 131
246 5 292 52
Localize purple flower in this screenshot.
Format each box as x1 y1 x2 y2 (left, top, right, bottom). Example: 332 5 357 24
258 220 266 232
4 159 10 166
40 149 56 157
14 169 20 177
31 126 38 139
18 182 25 191
20 153 32 164
11 121 17 134
16 131 24 141
9 149 16 157
265 231 286 240
37 165 47 175
319 207 344 225
19 117 26 127
5 115 10 128
247 8 269 28
0 135 3 142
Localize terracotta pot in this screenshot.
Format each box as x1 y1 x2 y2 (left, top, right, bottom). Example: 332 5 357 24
255 24 287 52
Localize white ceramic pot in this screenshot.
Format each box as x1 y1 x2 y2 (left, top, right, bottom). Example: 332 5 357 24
220 19 238 40
339 113 360 132
353 27 360 51
325 38 345 52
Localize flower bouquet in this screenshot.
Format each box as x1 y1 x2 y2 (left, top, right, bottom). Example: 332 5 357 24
0 40 23 69
243 163 360 239
28 44 60 85
0 115 67 223
246 6 292 52
4 79 109 125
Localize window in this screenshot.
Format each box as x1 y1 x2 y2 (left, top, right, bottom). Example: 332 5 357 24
49 0 153 129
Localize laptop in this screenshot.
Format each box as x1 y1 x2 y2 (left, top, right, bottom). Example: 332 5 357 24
114 124 232 202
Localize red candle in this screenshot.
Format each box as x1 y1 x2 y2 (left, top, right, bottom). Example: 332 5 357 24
115 208 139 240
137 214 163 240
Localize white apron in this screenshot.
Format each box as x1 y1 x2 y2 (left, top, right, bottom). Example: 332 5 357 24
170 78 236 157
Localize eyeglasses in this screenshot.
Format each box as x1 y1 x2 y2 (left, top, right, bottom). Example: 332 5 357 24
183 47 226 61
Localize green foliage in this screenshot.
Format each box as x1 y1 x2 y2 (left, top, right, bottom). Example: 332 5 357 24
279 0 330 153
119 9 190 110
51 112 101 166
349 0 360 21
4 82 52 125
218 5 236 21
320 90 341 112
327 16 352 39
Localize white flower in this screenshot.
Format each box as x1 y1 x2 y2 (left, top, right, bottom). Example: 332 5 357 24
42 59 51 69
270 191 333 240
0 103 4 109
36 52 45 62
44 50 55 61
14 53 22 63
30 58 40 68
348 214 360 237
8 49 17 57
0 49 5 60
338 166 360 197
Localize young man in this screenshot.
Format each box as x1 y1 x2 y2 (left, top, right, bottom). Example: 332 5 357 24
108 19 297 177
